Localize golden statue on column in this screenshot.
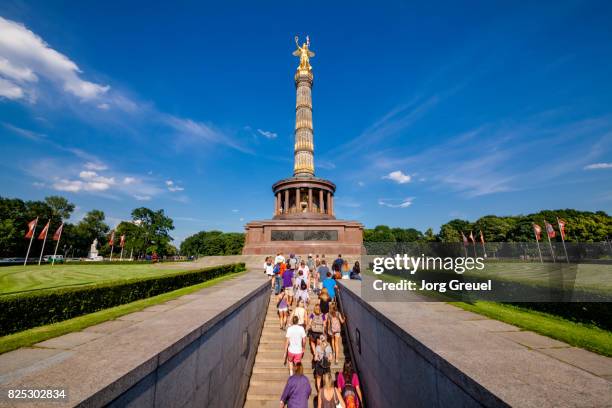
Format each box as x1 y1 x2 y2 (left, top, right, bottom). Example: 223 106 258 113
293 35 315 71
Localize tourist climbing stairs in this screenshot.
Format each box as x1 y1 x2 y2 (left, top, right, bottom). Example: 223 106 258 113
244 292 348 407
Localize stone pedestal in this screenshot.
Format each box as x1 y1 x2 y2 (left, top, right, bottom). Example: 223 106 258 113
242 218 364 256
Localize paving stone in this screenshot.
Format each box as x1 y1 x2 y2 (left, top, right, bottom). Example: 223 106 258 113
35 331 104 350
83 319 134 334
496 330 570 349
536 347 612 377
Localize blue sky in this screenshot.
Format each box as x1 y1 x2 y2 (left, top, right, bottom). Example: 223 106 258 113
0 1 611 244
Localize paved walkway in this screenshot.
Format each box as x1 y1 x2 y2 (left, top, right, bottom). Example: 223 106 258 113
244 293 349 408
0 271 267 407
341 280 612 407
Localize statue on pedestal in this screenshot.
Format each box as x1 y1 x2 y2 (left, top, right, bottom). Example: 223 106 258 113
87 238 102 261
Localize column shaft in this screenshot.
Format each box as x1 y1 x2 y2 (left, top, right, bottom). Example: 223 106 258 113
308 188 313 212
319 189 324 214
296 188 301 212
284 190 289 213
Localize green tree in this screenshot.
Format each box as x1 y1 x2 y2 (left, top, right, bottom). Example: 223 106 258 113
44 196 75 220
131 207 175 256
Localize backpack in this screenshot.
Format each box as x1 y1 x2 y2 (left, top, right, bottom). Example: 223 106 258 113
273 264 280 275
310 314 324 333
300 278 307 291
342 382 358 408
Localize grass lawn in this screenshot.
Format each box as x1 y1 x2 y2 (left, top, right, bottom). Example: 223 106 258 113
0 270 244 355
0 263 195 296
372 271 612 357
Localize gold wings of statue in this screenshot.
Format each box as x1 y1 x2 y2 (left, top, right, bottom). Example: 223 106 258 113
293 35 314 70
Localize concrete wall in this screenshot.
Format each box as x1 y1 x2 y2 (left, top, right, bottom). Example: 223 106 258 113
337 284 507 408
103 281 269 408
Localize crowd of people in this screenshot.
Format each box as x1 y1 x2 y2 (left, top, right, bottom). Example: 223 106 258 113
264 253 364 408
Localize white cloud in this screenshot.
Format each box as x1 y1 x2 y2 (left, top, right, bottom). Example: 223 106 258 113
0 77 23 99
3 122 45 141
53 178 111 192
166 115 253 154
383 170 411 184
0 16 109 102
165 179 184 192
84 162 107 171
378 198 413 208
584 162 612 170
133 195 151 201
79 170 97 179
97 103 110 110
257 129 278 139
123 176 136 184
232 209 239 213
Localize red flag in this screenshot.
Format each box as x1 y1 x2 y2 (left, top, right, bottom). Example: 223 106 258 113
52 223 64 241
479 230 485 244
119 234 125 248
557 218 566 240
544 221 556 238
38 221 50 240
469 231 475 243
109 230 115 246
533 223 542 241
461 232 468 246
25 218 37 238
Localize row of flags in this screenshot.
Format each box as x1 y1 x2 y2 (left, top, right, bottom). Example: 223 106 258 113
458 218 570 263
24 218 127 265
532 218 569 263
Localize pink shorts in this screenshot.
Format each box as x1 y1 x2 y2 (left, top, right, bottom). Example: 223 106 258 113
287 351 303 363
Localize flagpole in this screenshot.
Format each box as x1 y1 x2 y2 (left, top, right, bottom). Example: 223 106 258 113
120 246 124 261
51 223 64 266
533 224 543 263
480 231 487 258
545 221 556 263
558 218 569 264
38 223 49 266
24 217 38 266
110 245 114 261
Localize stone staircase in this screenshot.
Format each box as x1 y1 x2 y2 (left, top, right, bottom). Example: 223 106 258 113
244 293 348 407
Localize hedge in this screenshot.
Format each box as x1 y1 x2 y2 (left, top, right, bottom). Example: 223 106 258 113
0 263 245 336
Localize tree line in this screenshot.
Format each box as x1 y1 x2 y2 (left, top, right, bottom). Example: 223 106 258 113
364 209 611 243
0 195 177 258
179 230 244 257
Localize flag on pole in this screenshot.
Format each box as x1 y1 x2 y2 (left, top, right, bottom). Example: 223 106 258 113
25 218 37 238
51 222 64 266
469 231 475 243
109 230 115 246
461 232 468 246
52 223 64 241
545 221 556 238
479 230 485 244
38 221 50 240
119 234 125 247
557 219 566 240
533 224 542 241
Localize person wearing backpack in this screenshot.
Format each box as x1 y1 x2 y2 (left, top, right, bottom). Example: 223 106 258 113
290 299 308 328
294 269 309 306
313 335 334 394
273 262 283 295
326 304 345 364
318 372 345 408
308 304 326 354
336 361 362 408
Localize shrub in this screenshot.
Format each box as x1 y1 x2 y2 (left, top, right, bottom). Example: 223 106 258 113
0 263 245 336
